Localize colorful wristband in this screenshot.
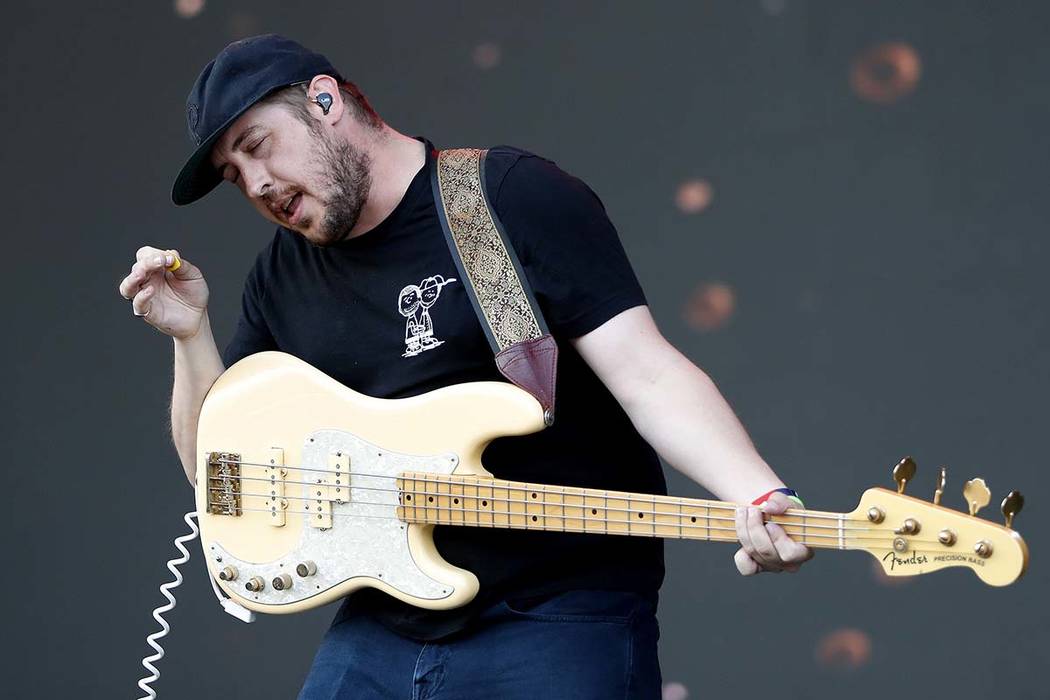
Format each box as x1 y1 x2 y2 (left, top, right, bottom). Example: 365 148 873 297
751 487 805 509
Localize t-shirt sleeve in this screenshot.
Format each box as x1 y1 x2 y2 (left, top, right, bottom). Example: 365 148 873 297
491 152 647 339
222 248 278 367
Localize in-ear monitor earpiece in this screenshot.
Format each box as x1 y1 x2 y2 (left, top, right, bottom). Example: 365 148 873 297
313 92 333 115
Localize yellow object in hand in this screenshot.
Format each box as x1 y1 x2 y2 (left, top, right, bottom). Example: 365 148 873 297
165 251 182 272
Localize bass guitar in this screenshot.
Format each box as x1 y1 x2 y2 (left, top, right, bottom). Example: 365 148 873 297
196 352 1028 614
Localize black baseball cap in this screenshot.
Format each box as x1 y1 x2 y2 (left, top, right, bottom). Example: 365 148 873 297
171 34 339 205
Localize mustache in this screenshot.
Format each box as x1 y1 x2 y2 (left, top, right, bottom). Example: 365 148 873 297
265 188 299 208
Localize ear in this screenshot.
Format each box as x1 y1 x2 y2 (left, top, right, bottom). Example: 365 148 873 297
306 74 345 124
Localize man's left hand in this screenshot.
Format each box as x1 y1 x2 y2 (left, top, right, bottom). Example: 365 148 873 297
733 492 814 575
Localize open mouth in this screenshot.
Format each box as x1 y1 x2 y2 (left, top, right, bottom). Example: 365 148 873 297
281 192 303 225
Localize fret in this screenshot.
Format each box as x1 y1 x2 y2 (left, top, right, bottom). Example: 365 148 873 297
508 481 527 528
543 484 565 532
432 475 447 523
493 482 510 528
416 474 426 523
562 486 585 530
583 492 606 533
449 476 464 525
479 479 494 528
652 496 679 538
625 495 652 536
410 475 419 523
467 476 480 527
524 482 545 530
408 474 417 522
677 498 683 540
679 501 706 541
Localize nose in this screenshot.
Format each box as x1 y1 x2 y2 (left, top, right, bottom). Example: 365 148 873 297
241 162 272 200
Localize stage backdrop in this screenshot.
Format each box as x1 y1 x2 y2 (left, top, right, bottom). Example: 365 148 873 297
3 2 1046 698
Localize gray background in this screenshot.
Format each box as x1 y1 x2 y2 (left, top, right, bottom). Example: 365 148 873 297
3 1 1046 698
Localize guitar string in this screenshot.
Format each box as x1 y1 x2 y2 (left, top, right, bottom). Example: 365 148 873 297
217 458 851 517
205 491 950 546
209 484 877 534
208 464 869 525
216 503 952 547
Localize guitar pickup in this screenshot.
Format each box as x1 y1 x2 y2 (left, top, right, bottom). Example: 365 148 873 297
329 451 349 504
306 451 349 529
265 447 288 527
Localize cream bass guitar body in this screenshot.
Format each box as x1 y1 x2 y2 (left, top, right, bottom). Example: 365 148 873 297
196 352 1029 615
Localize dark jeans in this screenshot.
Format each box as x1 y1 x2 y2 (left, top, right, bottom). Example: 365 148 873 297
298 589 662 700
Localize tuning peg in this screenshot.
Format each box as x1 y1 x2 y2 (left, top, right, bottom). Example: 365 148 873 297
892 457 917 494
933 466 947 505
963 478 992 516
1001 491 1024 529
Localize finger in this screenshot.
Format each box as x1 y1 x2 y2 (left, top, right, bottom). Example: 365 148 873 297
135 245 166 263
131 284 154 317
164 250 199 280
165 249 183 273
746 506 785 570
735 507 756 559
761 492 793 515
121 256 168 301
734 547 759 576
135 246 186 276
765 521 813 564
119 260 155 299
118 271 139 300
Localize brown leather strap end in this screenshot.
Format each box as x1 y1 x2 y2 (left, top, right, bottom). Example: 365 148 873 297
495 334 558 426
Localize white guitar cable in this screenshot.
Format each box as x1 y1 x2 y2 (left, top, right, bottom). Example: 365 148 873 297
136 510 256 700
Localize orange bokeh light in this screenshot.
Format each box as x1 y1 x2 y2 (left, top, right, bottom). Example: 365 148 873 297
662 681 689 700
684 282 735 331
850 42 921 104
815 628 872 669
174 0 204 19
675 179 714 214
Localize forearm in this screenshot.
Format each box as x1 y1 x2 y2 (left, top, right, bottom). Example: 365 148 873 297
622 344 785 504
171 309 225 486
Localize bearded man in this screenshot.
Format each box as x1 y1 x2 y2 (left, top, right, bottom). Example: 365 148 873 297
118 34 812 699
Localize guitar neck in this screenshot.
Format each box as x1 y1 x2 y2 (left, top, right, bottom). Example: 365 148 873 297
396 472 854 551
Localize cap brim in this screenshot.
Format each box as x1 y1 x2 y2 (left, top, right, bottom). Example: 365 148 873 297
170 106 252 206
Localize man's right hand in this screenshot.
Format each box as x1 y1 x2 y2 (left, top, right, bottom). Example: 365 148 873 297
118 245 209 339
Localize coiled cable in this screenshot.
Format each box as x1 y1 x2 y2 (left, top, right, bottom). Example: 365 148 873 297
135 511 199 700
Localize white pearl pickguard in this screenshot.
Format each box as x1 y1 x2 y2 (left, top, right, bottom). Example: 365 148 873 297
209 429 460 608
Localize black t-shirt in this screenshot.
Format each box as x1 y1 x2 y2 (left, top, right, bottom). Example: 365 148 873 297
222 139 667 640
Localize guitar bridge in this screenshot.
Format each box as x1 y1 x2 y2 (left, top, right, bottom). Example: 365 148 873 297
207 451 242 516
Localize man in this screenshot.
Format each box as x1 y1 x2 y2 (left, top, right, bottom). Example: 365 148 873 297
119 35 812 699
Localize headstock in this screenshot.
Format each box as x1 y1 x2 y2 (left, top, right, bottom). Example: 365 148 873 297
847 457 1028 586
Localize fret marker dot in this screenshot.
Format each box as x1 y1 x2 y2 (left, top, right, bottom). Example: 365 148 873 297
406 495 411 501
531 492 537 499
592 509 598 515
691 517 696 522
638 513 644 518
482 500 488 507
532 515 538 522
454 498 459 504
428 497 434 502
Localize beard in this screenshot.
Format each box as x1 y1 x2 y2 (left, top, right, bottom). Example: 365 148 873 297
307 128 373 246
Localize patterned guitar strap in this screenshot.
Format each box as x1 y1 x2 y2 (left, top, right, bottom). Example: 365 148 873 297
430 148 558 427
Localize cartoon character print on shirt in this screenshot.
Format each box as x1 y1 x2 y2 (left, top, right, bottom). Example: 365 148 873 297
397 274 458 357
